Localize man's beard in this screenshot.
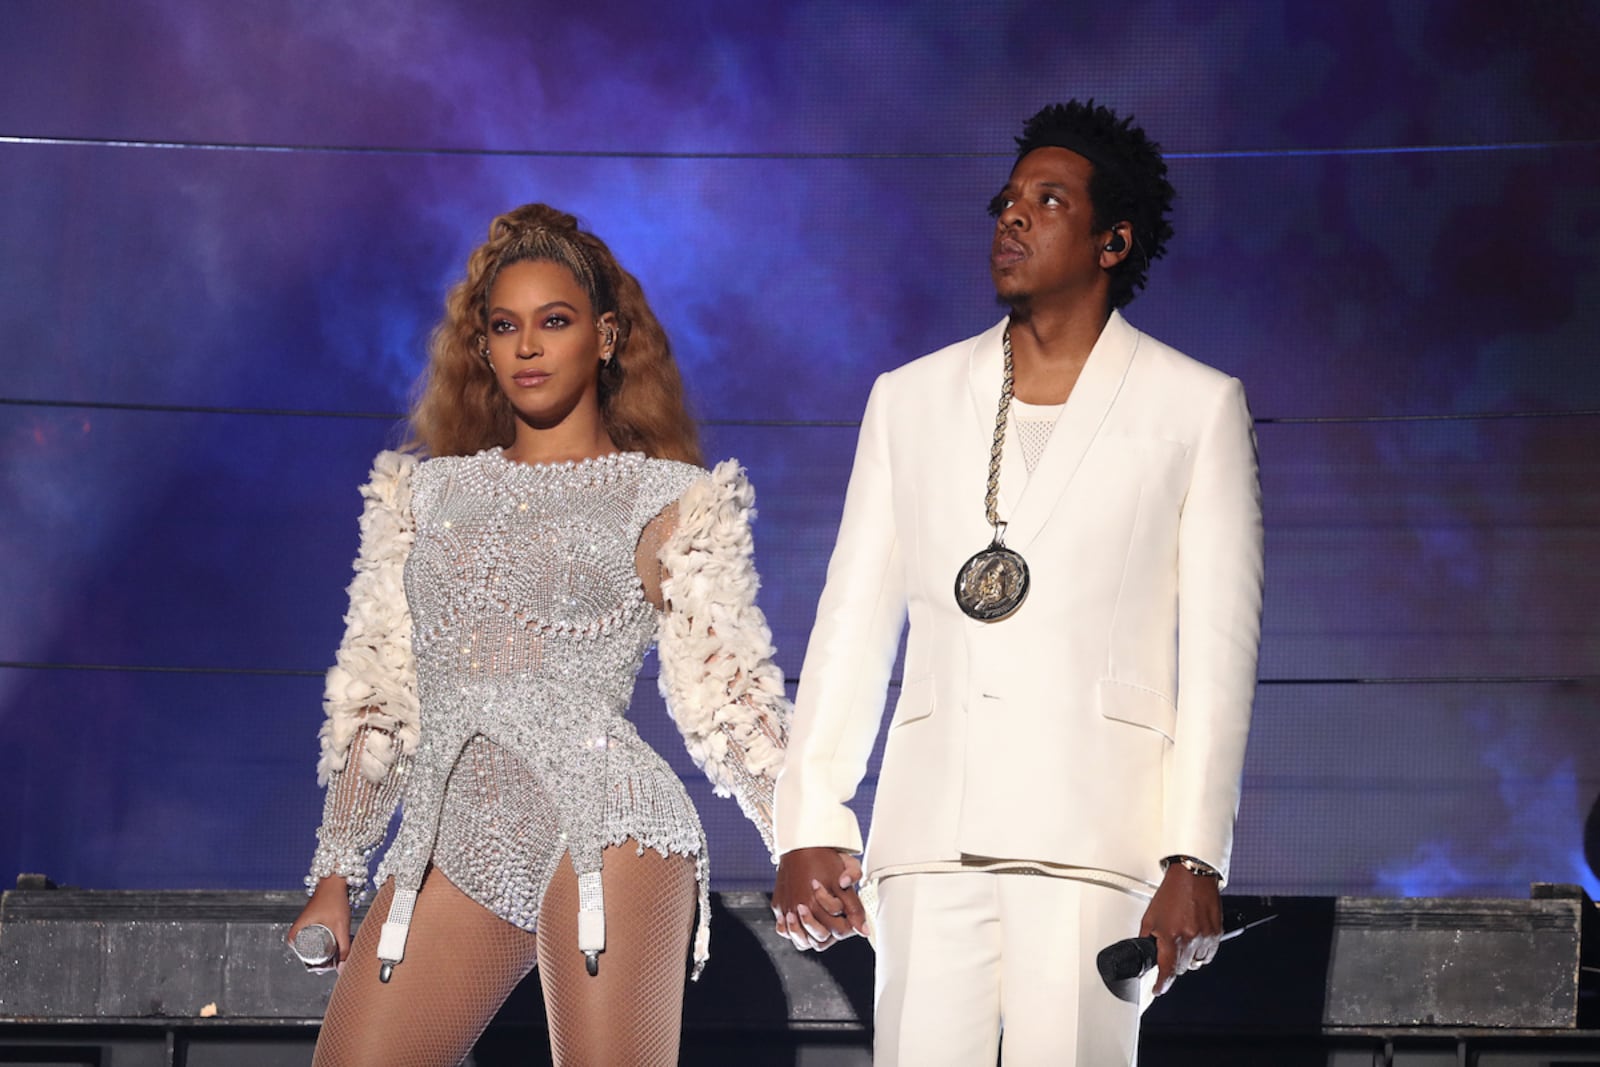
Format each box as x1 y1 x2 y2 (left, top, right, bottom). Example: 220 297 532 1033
994 286 1032 317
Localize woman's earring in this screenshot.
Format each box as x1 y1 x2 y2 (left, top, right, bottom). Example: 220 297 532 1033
476 335 491 363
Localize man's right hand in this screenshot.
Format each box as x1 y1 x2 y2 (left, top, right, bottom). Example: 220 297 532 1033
772 847 868 951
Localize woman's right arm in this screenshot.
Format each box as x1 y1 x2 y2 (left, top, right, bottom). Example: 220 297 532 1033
287 450 420 966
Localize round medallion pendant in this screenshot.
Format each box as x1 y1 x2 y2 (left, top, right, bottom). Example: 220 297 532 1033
954 543 1030 622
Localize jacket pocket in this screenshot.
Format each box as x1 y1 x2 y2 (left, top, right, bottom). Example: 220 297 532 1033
1097 679 1176 742
889 677 934 729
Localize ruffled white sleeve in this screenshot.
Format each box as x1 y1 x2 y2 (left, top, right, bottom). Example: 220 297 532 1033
656 460 790 860
305 450 422 901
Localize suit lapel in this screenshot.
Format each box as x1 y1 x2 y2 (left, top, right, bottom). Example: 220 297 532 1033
965 319 1022 519
1004 310 1140 551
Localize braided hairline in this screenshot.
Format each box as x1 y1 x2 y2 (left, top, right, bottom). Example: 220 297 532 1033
480 225 618 336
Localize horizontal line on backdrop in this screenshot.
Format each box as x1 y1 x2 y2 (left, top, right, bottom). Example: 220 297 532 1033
2 661 1596 688
1256 409 1600 425
1241 774 1566 789
0 397 861 427
0 661 323 678
3 134 1596 161
2 396 401 420
1256 675 1600 686
5 395 1599 427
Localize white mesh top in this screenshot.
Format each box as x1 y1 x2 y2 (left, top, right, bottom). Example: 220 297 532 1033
1012 397 1065 475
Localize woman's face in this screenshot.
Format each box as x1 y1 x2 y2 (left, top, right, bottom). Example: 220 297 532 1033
484 258 615 430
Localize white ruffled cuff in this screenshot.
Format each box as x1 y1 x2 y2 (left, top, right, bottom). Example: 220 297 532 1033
306 451 422 901
657 460 790 859
316 450 421 786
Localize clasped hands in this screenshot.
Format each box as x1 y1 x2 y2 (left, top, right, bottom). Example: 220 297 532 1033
771 846 870 950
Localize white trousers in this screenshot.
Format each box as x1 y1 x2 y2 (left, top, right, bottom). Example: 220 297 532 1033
872 871 1149 1066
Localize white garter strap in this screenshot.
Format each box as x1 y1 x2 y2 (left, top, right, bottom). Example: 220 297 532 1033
577 870 606 975
375 886 418 982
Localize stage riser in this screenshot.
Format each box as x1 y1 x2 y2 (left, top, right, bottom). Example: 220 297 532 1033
3 1028 1600 1066
1326 897 1584 1027
1 886 1594 1060
0 890 873 1030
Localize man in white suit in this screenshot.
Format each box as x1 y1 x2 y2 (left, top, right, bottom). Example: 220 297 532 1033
771 101 1264 1065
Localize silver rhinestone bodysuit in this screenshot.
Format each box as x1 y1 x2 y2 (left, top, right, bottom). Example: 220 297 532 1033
308 447 784 978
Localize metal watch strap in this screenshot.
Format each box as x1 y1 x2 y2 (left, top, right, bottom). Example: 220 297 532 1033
1164 854 1221 878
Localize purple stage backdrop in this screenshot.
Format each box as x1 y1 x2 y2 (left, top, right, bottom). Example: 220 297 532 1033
2 1 1597 900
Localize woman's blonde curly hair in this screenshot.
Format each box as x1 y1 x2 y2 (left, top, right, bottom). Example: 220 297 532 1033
406 203 701 465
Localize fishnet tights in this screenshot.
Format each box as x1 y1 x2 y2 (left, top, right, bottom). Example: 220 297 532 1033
312 843 696 1067
538 842 696 1066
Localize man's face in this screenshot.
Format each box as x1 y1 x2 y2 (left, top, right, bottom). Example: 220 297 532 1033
989 147 1110 309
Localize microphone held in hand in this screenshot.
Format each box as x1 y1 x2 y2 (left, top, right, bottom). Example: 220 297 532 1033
1096 914 1277 986
291 923 339 968
1096 934 1159 983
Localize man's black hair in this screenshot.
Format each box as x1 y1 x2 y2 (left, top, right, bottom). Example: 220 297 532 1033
1014 100 1176 309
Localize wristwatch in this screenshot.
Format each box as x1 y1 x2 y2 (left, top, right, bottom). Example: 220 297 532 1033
1162 854 1221 878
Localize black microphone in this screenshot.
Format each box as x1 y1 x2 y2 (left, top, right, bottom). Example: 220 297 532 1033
1096 934 1158 982
1096 914 1276 985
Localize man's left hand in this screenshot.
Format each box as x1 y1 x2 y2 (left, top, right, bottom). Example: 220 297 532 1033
1139 861 1222 995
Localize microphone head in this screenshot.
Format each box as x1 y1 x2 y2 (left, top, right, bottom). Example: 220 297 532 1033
1096 934 1158 984
291 923 338 967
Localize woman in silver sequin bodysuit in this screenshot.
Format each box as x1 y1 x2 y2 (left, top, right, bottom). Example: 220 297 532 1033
285 204 790 1066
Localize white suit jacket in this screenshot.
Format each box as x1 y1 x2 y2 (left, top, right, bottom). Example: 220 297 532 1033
774 312 1264 887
